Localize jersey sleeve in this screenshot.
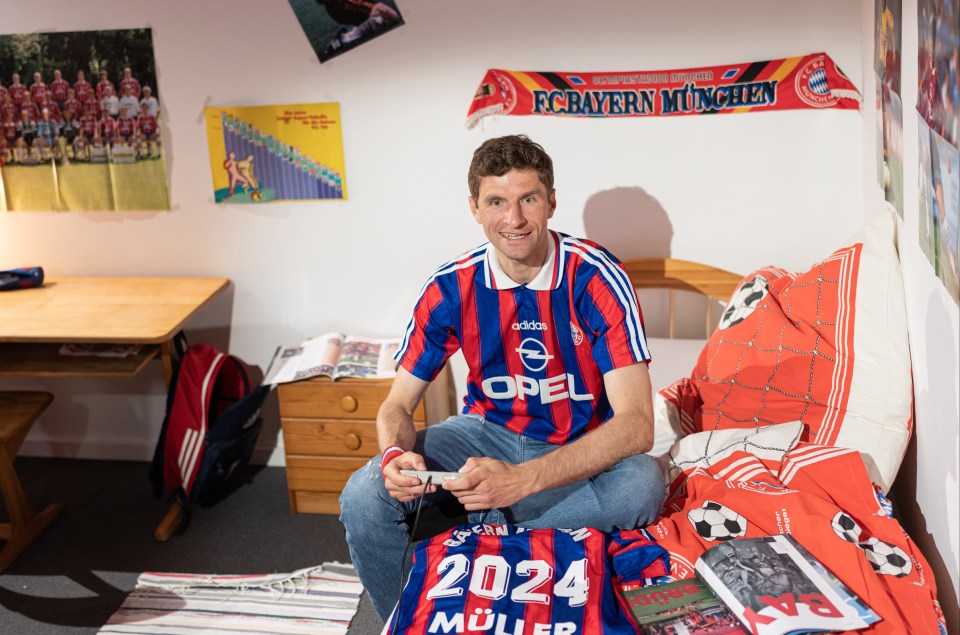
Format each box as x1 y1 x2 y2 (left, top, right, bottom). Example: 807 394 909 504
607 529 670 586
394 277 460 382
578 259 651 374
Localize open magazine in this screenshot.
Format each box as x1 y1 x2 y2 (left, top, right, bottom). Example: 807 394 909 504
694 534 880 635
263 332 400 385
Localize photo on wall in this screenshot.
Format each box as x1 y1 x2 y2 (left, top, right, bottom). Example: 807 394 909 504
917 0 959 147
875 0 902 95
0 28 168 212
288 0 404 63
204 102 347 204
881 81 904 218
920 119 960 303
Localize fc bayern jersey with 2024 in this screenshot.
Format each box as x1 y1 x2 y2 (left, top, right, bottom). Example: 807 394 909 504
395 231 650 444
382 523 669 635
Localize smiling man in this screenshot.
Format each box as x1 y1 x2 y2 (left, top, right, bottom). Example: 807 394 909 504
339 135 665 621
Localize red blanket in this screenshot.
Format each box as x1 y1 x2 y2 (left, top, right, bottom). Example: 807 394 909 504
647 425 946 633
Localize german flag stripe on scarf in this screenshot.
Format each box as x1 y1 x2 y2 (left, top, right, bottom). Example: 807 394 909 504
466 52 860 128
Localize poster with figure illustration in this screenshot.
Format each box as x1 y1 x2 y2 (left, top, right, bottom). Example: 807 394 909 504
204 103 346 204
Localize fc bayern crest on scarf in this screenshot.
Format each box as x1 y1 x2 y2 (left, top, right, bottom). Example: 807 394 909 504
466 52 860 128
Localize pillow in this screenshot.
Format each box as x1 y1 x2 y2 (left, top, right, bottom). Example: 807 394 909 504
645 337 708 457
657 209 912 492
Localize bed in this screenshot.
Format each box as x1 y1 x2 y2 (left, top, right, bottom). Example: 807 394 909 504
616 209 944 634
395 209 945 634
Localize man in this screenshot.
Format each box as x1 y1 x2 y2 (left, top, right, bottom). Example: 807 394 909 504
28 72 47 104
38 90 62 122
62 88 82 123
35 108 59 148
119 67 141 100
95 70 114 101
339 135 665 621
100 84 120 119
118 85 140 119
19 92 40 122
0 91 18 122
15 108 37 147
74 69 94 105
78 102 99 142
136 102 159 158
7 73 27 109
139 85 159 118
49 69 70 109
115 107 137 145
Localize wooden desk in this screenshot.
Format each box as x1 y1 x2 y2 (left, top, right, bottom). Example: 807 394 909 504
0 277 229 384
0 277 230 542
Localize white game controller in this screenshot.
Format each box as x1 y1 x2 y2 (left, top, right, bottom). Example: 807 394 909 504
400 470 465 484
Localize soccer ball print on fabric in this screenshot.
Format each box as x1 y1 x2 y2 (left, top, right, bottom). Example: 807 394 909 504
831 511 863 543
687 500 748 542
861 537 913 578
718 274 770 330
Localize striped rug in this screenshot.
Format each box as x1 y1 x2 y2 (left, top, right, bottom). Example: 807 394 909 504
98 562 363 634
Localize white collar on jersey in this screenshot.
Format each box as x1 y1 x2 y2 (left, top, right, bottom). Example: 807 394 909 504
485 230 559 291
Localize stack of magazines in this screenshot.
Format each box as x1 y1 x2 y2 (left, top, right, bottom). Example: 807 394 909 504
623 534 881 635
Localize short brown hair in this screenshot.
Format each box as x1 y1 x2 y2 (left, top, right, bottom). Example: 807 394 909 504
467 134 554 200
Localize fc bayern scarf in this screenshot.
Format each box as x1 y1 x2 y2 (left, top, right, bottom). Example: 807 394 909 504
466 52 860 128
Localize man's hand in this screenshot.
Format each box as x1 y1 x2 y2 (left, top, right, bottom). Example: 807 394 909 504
382 451 440 502
443 457 534 511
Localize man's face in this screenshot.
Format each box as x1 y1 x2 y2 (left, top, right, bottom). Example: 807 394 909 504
469 168 555 279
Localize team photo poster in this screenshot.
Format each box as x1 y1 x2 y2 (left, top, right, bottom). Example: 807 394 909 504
0 28 168 212
204 102 347 205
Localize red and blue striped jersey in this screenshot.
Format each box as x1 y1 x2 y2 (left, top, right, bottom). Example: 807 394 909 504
383 524 669 635
395 231 650 444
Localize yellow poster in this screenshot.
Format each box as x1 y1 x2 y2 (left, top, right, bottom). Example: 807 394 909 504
204 103 346 204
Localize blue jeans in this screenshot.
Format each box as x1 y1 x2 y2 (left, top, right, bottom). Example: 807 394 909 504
338 414 666 621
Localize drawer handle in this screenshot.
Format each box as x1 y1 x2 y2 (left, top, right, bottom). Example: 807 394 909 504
343 433 362 451
340 395 358 413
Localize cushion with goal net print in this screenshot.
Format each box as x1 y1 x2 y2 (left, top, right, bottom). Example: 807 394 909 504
655 207 912 492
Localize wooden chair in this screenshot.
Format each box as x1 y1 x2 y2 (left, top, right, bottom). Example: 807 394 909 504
0 391 62 573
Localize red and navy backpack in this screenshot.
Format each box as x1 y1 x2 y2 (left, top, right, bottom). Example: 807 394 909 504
149 335 271 508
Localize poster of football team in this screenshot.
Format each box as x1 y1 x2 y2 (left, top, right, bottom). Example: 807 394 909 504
204 103 346 204
0 28 168 212
917 0 959 303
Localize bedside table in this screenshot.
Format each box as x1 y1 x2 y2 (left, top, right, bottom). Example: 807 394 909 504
278 366 456 515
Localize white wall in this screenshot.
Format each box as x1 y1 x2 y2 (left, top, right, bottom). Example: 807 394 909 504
858 0 960 626
2 0 864 460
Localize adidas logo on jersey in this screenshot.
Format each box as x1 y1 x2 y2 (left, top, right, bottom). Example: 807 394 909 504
512 320 548 331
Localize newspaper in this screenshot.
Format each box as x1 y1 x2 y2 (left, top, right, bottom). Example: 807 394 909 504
263 332 400 385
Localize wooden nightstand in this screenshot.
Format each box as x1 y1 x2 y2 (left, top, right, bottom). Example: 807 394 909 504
278 366 456 515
